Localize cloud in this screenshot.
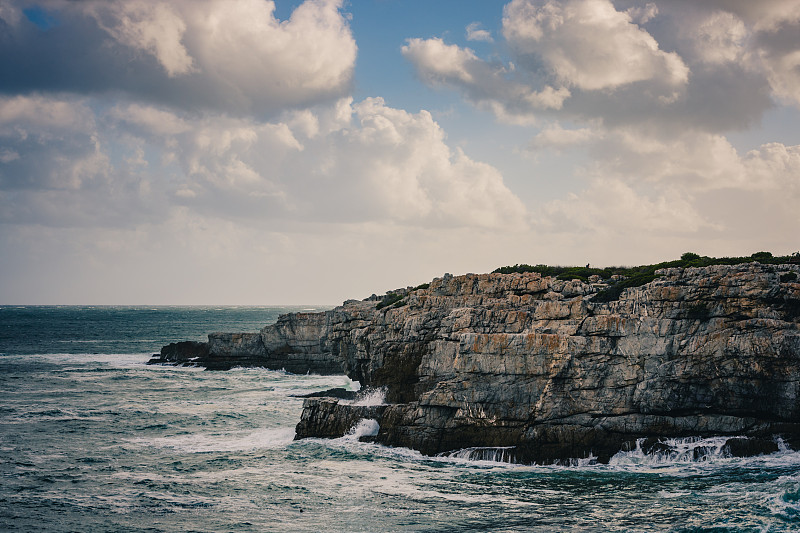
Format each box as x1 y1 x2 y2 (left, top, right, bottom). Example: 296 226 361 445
402 37 569 124
695 0 800 33
539 179 715 235
85 1 197 77
626 3 658 25
0 95 105 192
532 122 800 242
0 0 356 116
466 22 493 42
688 11 748 65
404 0 695 126
529 123 600 151
667 1 800 107
0 94 527 231
403 0 784 131
502 0 689 91
752 20 800 108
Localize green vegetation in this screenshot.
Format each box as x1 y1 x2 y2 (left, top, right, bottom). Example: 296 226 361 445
376 292 406 310
781 272 798 283
592 273 658 303
374 282 431 311
494 251 799 303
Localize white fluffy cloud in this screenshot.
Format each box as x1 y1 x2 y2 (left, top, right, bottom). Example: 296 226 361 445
403 0 691 127
0 92 531 304
502 0 689 91
530 124 800 240
0 0 357 115
466 22 493 42
540 179 714 235
0 96 107 192
669 1 800 107
0 94 526 230
85 1 197 77
688 11 748 65
404 0 796 130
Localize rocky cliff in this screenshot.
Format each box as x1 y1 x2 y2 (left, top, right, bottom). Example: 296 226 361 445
153 262 800 463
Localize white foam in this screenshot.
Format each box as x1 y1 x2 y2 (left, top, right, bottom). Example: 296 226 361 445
658 490 691 499
351 387 386 406
610 436 734 467
7 352 154 367
440 446 517 464
767 483 800 520
347 418 380 439
554 453 598 467
132 427 295 453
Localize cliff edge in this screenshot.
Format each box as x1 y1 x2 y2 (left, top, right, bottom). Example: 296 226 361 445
152 262 800 463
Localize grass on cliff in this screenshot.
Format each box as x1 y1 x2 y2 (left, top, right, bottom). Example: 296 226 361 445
494 251 799 302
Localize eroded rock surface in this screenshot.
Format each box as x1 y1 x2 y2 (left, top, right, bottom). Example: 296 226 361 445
156 263 800 463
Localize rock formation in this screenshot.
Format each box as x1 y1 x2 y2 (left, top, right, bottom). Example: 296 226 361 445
153 263 800 463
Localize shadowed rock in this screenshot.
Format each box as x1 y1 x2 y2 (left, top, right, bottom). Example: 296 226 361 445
294 388 357 400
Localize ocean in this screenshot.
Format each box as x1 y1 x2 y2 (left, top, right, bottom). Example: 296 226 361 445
1 306 799 532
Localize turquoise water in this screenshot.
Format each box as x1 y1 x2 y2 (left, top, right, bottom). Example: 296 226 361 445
1 307 799 532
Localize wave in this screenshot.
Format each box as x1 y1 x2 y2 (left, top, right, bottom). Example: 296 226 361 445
130 427 296 453
438 446 517 464
608 436 794 468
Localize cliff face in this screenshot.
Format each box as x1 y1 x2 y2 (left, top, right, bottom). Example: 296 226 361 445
152 312 339 373
155 263 800 463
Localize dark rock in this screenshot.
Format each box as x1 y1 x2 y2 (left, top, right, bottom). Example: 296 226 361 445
692 446 716 461
724 437 780 457
295 388 357 400
154 314 346 373
640 438 673 456
147 340 209 365
294 399 386 440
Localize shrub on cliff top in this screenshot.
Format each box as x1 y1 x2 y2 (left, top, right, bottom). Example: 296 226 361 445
494 251 794 278
493 251 795 303
376 292 405 310
592 273 657 303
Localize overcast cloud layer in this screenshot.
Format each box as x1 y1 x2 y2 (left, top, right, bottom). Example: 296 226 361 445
1 0 798 304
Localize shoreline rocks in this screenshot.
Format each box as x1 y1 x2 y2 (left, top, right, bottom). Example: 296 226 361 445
155 262 800 463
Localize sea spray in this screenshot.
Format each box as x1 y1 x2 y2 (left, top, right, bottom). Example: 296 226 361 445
351 387 387 406
346 419 380 439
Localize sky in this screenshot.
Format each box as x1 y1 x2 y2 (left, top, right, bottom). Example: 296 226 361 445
1 0 799 305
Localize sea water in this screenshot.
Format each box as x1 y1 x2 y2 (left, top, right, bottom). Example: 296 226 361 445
1 306 799 532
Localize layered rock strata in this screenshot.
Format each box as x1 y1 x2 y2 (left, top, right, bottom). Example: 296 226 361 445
155 263 800 463
149 313 341 373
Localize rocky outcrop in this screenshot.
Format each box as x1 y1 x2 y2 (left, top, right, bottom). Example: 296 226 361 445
294 398 386 439
157 262 800 463
148 312 342 373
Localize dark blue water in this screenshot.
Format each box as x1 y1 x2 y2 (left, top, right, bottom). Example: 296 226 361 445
0 305 324 355
1 307 799 532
